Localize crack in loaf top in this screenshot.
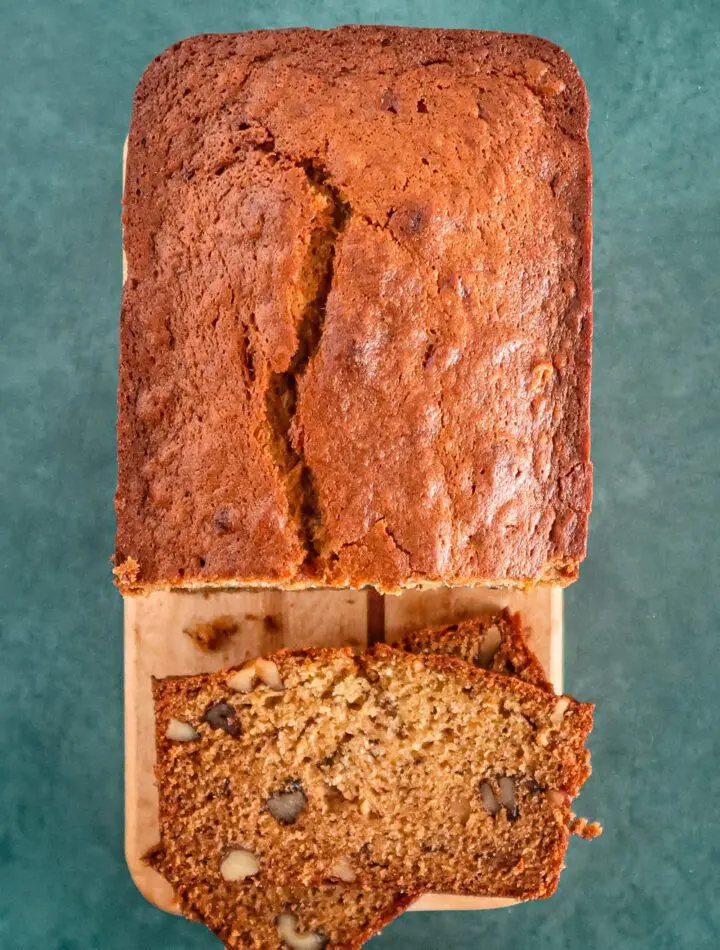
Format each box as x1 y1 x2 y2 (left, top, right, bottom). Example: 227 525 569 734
116 26 592 594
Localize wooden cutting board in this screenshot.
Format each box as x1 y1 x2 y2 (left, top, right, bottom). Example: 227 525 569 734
125 585 562 914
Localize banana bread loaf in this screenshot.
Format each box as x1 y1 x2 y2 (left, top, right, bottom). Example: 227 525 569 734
116 25 592 595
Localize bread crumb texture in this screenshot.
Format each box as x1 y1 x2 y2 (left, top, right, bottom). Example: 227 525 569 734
116 26 592 594
150 621 596 947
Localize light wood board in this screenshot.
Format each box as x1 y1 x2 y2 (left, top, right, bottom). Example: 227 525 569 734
125 585 562 914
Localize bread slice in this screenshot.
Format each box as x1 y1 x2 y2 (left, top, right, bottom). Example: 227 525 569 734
401 609 551 691
149 619 595 947
148 611 558 947
151 646 592 944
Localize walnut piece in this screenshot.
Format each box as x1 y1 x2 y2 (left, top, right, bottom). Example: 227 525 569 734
220 848 260 881
498 776 518 819
226 665 257 693
550 697 570 725
265 780 308 825
165 718 199 742
277 913 328 950
479 778 519 819
329 855 357 883
478 781 500 816
256 657 284 690
477 625 502 668
204 701 241 737
226 657 284 692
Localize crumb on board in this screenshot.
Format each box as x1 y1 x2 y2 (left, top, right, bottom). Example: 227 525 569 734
570 816 603 840
113 556 139 585
184 615 239 652
241 613 281 633
263 615 280 635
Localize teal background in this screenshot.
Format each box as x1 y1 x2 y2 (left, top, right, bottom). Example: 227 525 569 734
1 0 719 947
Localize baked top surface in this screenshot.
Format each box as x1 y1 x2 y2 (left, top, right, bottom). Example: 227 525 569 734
116 26 592 592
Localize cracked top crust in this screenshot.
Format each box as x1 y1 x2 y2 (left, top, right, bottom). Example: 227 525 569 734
116 26 592 594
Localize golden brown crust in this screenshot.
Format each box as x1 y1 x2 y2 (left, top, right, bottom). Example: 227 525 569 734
116 26 592 594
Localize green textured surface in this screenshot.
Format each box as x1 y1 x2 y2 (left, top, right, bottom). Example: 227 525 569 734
1 0 718 947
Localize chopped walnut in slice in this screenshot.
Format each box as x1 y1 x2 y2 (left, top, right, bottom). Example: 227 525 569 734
329 855 357 883
165 718 199 742
256 658 284 690
265 780 308 825
276 913 328 950
204 701 241 737
226 657 284 693
476 625 503 668
550 696 571 725
227 664 257 694
220 848 260 881
479 777 520 820
478 781 500 816
497 777 518 820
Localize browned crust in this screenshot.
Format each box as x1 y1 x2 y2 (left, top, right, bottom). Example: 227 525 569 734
337 892 419 948
116 26 592 596
209 891 419 950
117 572 575 597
